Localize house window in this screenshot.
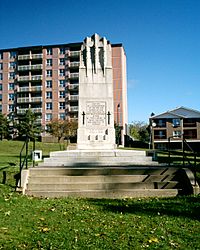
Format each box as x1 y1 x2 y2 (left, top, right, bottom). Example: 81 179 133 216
46 80 52 88
8 104 14 112
173 131 181 138
46 70 52 77
172 119 180 127
60 48 65 54
157 119 166 127
59 91 65 98
46 59 52 66
0 84 2 90
9 93 15 101
0 73 3 80
46 103 52 110
9 83 14 90
0 53 3 60
46 92 52 99
0 63 3 70
60 58 65 66
59 80 65 87
9 72 15 80
59 69 65 77
10 51 17 59
46 48 52 55
59 113 65 120
46 113 52 121
9 62 16 69
154 130 166 139
0 94 2 101
0 105 2 112
59 102 65 109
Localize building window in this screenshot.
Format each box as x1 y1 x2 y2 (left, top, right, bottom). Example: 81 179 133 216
59 91 65 98
46 103 52 110
0 53 3 60
157 119 166 127
9 83 14 90
0 105 2 112
60 48 65 54
9 62 16 69
46 48 52 55
46 70 52 77
173 131 181 138
60 58 65 66
10 51 17 59
59 102 65 109
46 80 52 88
0 84 2 90
0 63 3 70
9 72 15 80
9 93 15 101
59 113 65 120
0 73 2 80
59 80 65 87
172 119 180 127
154 130 166 139
59 69 65 77
46 92 52 99
46 59 52 66
8 104 14 112
46 113 52 121
0 94 2 101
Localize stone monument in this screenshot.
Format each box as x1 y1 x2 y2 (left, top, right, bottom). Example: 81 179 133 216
77 34 116 150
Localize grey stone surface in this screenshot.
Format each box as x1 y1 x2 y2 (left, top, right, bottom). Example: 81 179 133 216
77 34 115 150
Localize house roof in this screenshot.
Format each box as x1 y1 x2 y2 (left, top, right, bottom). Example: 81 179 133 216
150 106 200 119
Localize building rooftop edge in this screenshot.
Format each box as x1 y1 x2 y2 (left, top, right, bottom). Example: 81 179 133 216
0 42 124 52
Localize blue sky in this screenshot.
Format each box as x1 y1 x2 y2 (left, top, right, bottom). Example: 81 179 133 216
0 0 200 123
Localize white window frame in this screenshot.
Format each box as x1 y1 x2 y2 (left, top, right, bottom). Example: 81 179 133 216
46 70 52 77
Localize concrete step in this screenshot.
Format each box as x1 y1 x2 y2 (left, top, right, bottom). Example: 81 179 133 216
26 189 179 198
27 181 178 191
27 174 176 184
29 167 179 176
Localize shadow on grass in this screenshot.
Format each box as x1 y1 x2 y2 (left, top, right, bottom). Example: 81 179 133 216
87 196 200 221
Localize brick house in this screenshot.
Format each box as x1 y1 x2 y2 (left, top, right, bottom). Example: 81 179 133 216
150 106 200 151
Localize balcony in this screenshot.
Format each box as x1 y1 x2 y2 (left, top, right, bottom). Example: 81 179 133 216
31 75 42 81
17 107 42 114
18 54 31 60
69 62 80 68
69 51 80 57
18 64 43 71
67 84 79 90
18 76 30 82
18 86 42 93
69 106 78 112
68 95 79 101
32 53 43 59
18 53 43 60
17 96 42 103
69 73 79 79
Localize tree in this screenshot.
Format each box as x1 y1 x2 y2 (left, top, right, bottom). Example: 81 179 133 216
47 119 78 147
129 121 150 143
16 109 41 140
0 113 9 140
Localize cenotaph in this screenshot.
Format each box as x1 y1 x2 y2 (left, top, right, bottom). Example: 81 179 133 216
77 34 116 150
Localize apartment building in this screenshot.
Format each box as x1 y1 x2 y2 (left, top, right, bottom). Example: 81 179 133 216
150 106 200 150
0 35 127 143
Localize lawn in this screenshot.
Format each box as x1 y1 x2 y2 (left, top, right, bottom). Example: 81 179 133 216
0 141 200 249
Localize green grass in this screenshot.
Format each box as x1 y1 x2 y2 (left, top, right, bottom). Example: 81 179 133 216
0 140 61 169
0 180 200 249
0 141 200 249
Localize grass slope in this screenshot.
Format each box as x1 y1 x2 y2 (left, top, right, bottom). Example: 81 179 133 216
0 141 200 249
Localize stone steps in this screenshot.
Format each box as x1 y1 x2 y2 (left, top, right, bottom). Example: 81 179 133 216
26 189 179 198
24 166 182 198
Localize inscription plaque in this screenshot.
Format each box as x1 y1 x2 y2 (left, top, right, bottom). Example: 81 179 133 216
86 101 106 126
